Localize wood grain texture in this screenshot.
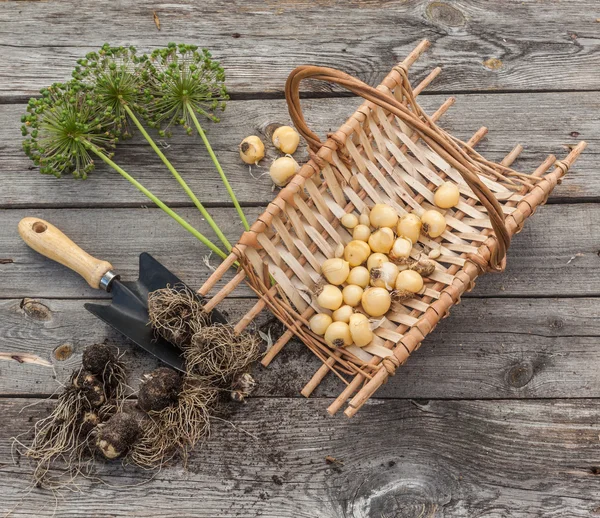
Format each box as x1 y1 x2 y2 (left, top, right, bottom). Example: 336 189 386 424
1 0 599 98
1 297 600 401
17 217 114 289
2 397 600 517
1 92 595 208
1 204 598 300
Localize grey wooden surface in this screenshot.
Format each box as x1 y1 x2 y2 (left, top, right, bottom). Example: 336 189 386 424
1 1 599 516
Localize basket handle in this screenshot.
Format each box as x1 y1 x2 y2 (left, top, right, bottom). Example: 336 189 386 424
284 65 510 271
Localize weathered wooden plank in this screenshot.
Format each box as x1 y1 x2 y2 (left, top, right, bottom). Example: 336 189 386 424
1 297 599 400
0 204 598 300
0 207 260 299
1 0 599 98
1 397 600 517
0 92 595 208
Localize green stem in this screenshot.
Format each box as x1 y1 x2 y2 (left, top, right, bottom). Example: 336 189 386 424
187 104 250 231
86 142 227 260
122 104 233 252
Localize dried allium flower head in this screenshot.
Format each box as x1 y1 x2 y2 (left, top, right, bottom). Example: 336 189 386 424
72 44 147 138
143 43 229 136
21 82 117 179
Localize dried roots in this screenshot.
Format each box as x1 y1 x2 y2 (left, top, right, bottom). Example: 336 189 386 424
185 324 260 382
128 375 218 469
147 284 208 347
13 344 128 489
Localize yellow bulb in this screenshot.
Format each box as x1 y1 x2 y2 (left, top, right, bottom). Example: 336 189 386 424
352 224 371 242
368 227 395 254
269 156 299 187
332 305 354 323
324 321 352 348
428 247 441 259
369 203 398 228
272 126 300 154
389 237 413 262
239 136 265 164
395 269 424 293
370 262 399 290
347 266 370 288
316 284 343 311
367 253 389 272
421 210 447 238
344 240 371 267
361 287 392 317
321 258 350 285
434 181 460 209
309 313 332 336
342 284 364 306
397 213 422 244
349 313 373 347
341 213 359 229
359 211 370 226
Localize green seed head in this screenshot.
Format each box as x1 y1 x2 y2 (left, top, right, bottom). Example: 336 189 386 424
21 82 118 179
72 44 148 138
141 43 228 135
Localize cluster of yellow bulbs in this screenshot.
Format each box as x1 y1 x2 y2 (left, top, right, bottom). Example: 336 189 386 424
239 126 301 187
310 181 460 349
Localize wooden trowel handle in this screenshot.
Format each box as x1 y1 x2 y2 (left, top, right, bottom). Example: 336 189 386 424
18 217 114 290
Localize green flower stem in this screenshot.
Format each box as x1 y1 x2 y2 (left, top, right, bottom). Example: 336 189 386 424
122 104 233 252
85 141 228 260
187 104 250 231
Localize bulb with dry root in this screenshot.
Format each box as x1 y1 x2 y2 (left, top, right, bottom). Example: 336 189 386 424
240 136 265 165
394 270 424 302
138 368 183 413
82 343 127 402
14 344 127 489
421 210 447 238
408 257 436 277
186 324 260 381
74 370 106 408
324 321 352 348
129 375 218 469
97 412 141 460
367 253 389 272
389 237 413 263
370 262 399 291
269 156 299 187
272 126 300 154
230 372 257 403
148 284 207 347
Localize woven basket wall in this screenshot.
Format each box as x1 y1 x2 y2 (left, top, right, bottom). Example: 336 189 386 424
199 40 586 417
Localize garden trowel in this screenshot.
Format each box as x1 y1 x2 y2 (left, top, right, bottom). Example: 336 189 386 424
18 217 225 371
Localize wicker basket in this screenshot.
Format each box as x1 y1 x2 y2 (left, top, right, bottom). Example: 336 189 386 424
199 40 586 417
